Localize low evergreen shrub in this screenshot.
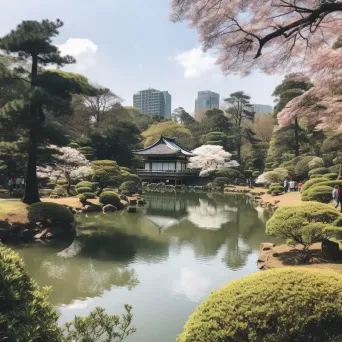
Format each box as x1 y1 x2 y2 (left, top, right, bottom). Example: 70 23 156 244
213 177 230 187
269 184 283 192
324 173 338 180
76 181 94 190
99 191 121 207
178 268 342 342
82 192 96 199
119 181 139 194
215 168 241 181
28 202 74 226
307 185 334 203
329 165 341 174
301 178 329 192
266 202 342 251
0 244 61 341
308 167 330 177
76 187 93 194
78 194 87 204
57 179 68 186
309 174 325 179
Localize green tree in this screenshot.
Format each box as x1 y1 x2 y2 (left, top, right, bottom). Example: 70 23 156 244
0 19 93 203
273 73 312 157
224 91 255 163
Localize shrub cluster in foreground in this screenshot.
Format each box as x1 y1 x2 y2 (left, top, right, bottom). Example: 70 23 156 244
178 268 342 342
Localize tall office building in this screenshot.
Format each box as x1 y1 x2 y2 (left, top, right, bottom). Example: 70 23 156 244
252 104 273 114
194 90 220 121
133 88 172 118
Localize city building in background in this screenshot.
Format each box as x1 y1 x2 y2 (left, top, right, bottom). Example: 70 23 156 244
133 88 172 117
252 104 273 114
194 90 220 121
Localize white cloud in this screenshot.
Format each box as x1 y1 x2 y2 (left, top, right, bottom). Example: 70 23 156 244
57 38 98 73
173 267 211 302
172 47 219 79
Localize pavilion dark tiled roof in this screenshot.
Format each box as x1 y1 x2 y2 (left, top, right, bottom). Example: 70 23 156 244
133 136 195 157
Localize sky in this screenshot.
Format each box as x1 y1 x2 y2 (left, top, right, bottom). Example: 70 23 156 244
0 0 284 114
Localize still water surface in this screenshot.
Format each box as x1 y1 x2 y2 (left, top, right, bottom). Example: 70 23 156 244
12 192 274 342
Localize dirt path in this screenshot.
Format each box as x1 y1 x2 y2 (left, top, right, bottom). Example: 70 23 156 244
260 191 301 208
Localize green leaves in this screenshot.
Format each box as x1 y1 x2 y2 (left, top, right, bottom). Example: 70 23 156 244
63 305 136 342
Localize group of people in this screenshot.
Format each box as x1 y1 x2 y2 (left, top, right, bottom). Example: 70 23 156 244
283 179 303 193
8 176 25 191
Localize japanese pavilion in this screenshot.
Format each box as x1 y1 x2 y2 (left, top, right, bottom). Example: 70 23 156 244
133 136 198 184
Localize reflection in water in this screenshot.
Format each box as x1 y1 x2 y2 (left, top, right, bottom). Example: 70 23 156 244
10 192 277 342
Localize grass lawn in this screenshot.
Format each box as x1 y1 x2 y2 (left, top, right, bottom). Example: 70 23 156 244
0 201 29 224
42 197 99 208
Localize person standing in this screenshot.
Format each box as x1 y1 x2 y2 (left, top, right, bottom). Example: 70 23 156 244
16 177 21 189
298 181 303 193
333 185 339 208
284 179 288 193
289 180 295 192
8 178 13 191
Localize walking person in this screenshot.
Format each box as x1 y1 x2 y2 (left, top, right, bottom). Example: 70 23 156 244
333 185 339 208
298 181 303 193
284 179 288 193
289 180 295 192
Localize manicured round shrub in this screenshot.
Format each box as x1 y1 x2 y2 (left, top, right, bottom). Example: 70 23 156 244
51 186 68 197
57 179 67 186
215 168 242 181
120 167 131 173
0 244 61 341
324 173 338 180
82 192 96 199
119 181 139 194
307 185 334 203
99 191 121 207
308 167 330 177
68 142 80 149
309 174 325 179
76 181 94 190
294 156 316 177
178 268 342 342
120 171 141 184
308 156 325 170
266 202 341 250
269 184 283 192
76 187 93 194
28 202 75 226
301 178 329 192
213 177 230 187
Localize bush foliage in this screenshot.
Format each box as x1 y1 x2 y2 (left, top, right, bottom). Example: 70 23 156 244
213 177 230 187
301 178 329 192
178 268 342 342
76 181 95 190
119 181 139 194
308 167 329 177
0 244 61 341
76 186 93 194
28 202 75 226
99 191 121 207
266 202 342 250
307 185 334 203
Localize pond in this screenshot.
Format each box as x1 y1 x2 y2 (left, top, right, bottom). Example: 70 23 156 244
11 192 275 342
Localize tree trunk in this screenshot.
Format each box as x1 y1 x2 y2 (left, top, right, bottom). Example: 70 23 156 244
22 124 40 204
22 55 40 204
294 117 300 157
66 172 72 196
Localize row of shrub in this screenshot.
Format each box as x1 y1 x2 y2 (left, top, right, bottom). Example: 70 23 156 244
302 178 342 203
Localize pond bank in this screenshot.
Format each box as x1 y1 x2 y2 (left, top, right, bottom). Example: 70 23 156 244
258 242 342 274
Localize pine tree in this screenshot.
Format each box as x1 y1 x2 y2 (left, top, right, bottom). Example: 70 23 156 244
0 19 92 203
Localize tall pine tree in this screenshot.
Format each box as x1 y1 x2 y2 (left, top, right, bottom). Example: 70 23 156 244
0 19 92 203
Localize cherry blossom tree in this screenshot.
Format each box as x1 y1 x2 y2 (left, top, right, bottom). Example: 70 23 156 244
189 145 239 177
170 1 342 132
170 0 342 75
37 145 90 194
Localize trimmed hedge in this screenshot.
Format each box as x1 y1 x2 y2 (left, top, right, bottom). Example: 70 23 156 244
76 181 94 190
309 174 326 179
82 192 96 199
99 191 121 207
28 202 74 226
324 173 338 180
308 167 330 177
269 184 283 192
0 244 61 341
76 187 93 194
266 202 342 249
215 168 242 181
329 164 341 174
178 268 342 342
57 179 67 186
119 181 139 194
213 177 230 187
301 178 329 192
307 185 334 203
